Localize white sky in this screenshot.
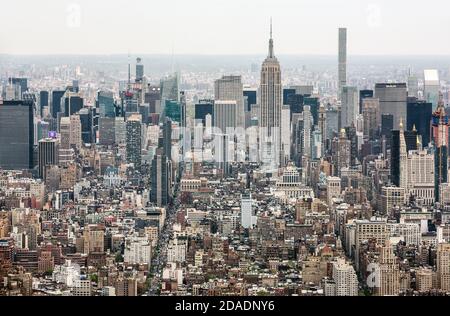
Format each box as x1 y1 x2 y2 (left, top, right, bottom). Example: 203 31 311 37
0 0 449 55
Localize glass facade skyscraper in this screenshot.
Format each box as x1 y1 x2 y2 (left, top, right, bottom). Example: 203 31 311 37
0 100 34 170
407 98 432 146
98 90 115 118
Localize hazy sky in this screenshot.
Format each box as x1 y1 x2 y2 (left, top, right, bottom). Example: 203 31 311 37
1 0 449 55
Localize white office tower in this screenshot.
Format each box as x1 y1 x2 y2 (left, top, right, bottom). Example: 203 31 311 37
406 150 435 206
215 75 244 128
302 105 312 158
205 113 213 140
338 28 347 101
424 69 440 107
241 193 255 229
281 105 291 164
340 86 358 128
260 20 282 172
326 258 358 296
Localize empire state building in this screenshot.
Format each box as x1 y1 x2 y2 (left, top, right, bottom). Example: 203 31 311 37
259 20 282 171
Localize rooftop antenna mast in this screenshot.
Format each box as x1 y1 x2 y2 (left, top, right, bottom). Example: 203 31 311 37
268 17 274 58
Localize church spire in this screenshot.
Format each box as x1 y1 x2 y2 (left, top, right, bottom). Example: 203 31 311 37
268 18 274 58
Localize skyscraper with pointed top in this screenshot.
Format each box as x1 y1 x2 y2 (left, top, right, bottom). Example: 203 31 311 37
259 19 282 171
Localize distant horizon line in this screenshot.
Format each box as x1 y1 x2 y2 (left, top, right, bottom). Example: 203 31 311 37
2 53 450 58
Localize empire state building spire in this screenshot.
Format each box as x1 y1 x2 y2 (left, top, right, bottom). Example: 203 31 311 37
268 18 274 58
260 17 282 171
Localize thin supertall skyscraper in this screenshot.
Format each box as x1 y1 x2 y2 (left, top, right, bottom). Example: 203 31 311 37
432 93 449 202
259 19 282 171
338 28 347 101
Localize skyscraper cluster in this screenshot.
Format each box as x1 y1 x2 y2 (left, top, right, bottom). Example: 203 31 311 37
1 23 450 298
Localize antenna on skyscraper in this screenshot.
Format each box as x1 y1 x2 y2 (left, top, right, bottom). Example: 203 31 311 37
270 17 273 39
268 17 274 58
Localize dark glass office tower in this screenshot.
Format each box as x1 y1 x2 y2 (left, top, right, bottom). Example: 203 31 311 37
9 78 28 94
407 97 432 146
162 118 172 161
139 104 150 125
0 100 34 170
64 95 83 116
195 100 214 125
71 80 79 93
375 83 407 130
180 91 187 129
51 90 66 118
285 94 304 117
359 89 373 113
381 113 394 149
92 107 100 143
98 91 115 118
244 90 257 112
39 91 49 116
151 148 171 207
283 88 296 105
79 108 93 144
38 138 58 179
345 125 358 166
390 130 400 186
